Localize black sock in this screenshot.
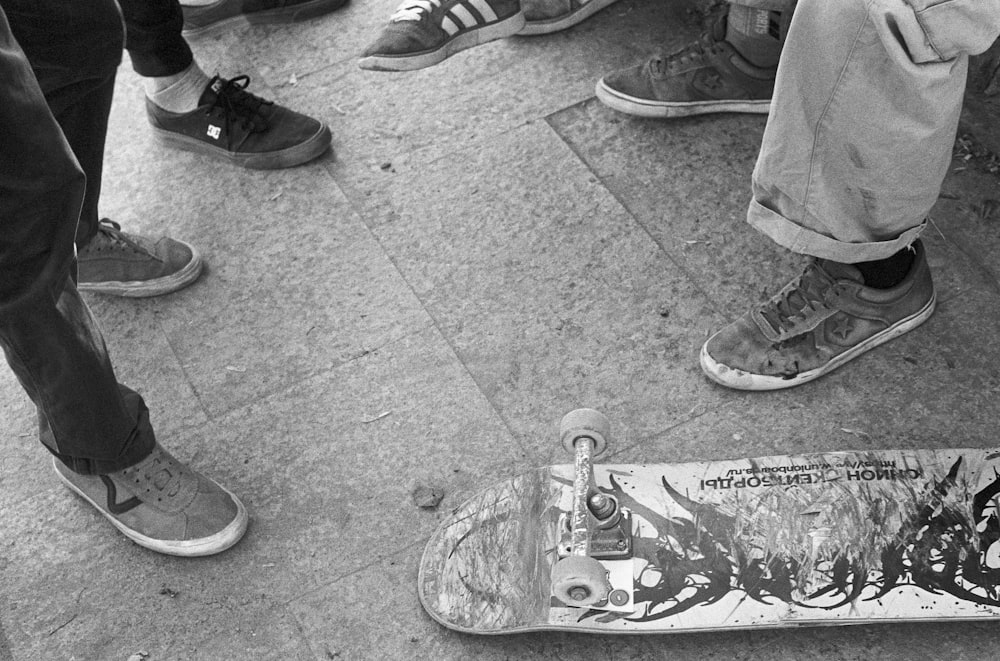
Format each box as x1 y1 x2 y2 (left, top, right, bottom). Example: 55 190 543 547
854 247 916 289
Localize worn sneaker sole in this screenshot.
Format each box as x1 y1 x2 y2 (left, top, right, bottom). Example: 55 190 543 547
358 13 526 72
182 0 349 39
700 293 937 391
78 245 204 298
151 123 332 170
53 459 249 557
518 0 620 35
595 78 771 118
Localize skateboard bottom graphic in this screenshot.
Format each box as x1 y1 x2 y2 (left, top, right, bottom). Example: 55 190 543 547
418 448 1000 634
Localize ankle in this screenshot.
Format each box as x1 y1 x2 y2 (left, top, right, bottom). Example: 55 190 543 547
852 245 918 289
145 62 212 113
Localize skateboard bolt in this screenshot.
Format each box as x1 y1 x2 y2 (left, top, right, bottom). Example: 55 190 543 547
588 493 616 519
568 587 590 602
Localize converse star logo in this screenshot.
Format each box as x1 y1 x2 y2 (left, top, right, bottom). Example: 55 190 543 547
206 124 222 140
832 316 854 340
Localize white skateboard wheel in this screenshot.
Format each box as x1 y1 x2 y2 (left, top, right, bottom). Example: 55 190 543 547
559 408 611 456
550 555 611 607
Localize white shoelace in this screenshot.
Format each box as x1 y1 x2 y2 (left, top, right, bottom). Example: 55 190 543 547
389 0 441 22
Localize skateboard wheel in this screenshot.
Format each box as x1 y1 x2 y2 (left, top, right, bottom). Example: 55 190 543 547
550 555 611 607
559 408 611 457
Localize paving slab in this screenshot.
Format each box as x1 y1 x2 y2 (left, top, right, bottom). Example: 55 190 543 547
1 326 525 660
365 119 722 464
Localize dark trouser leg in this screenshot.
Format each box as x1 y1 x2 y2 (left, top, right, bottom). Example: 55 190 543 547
0 1 156 475
118 0 194 77
5 0 124 249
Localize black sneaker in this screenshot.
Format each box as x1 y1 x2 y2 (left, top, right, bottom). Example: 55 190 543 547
359 0 525 72
182 0 350 38
54 444 248 557
146 75 332 169
77 219 203 298
595 13 774 118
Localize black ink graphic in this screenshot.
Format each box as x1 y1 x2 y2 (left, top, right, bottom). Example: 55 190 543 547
578 458 1000 625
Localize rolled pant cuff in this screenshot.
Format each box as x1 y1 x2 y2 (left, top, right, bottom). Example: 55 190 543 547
747 199 926 263
50 434 155 476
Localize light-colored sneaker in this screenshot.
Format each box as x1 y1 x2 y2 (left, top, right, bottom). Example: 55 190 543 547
54 444 248 557
518 0 620 35
77 219 203 297
701 241 936 391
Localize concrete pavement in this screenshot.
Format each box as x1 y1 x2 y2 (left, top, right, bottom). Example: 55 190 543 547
3 0 1000 659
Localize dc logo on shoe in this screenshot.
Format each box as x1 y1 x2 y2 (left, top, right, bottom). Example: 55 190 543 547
206 124 222 140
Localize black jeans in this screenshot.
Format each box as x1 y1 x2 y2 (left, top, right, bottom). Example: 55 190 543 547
120 0 195 78
0 0 156 475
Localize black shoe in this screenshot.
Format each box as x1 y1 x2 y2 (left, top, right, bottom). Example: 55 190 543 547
146 75 332 169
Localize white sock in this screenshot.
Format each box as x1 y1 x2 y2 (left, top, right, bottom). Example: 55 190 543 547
145 62 213 113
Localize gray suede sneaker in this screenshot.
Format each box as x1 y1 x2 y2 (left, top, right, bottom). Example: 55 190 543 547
182 0 350 38
54 444 248 557
77 219 203 298
701 241 936 391
595 13 774 118
518 0 620 35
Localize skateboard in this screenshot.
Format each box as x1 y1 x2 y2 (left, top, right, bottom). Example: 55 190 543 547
418 409 1000 634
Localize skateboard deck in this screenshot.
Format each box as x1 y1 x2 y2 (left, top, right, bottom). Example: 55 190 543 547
418 448 1000 634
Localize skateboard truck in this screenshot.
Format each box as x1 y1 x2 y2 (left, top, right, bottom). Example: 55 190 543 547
550 409 633 610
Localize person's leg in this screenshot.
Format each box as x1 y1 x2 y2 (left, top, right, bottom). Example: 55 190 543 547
0 0 157 471
748 0 996 259
116 0 333 170
700 0 1000 391
5 0 203 298
596 0 796 118
120 0 194 79
0 1 246 555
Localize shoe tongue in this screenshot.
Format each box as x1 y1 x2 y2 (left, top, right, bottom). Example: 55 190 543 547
819 259 865 284
199 76 225 106
712 12 728 41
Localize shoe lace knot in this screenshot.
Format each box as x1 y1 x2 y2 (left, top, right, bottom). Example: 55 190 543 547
390 0 441 22
650 36 720 77
759 263 838 336
90 219 160 261
208 75 273 135
651 11 728 75
127 455 185 500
